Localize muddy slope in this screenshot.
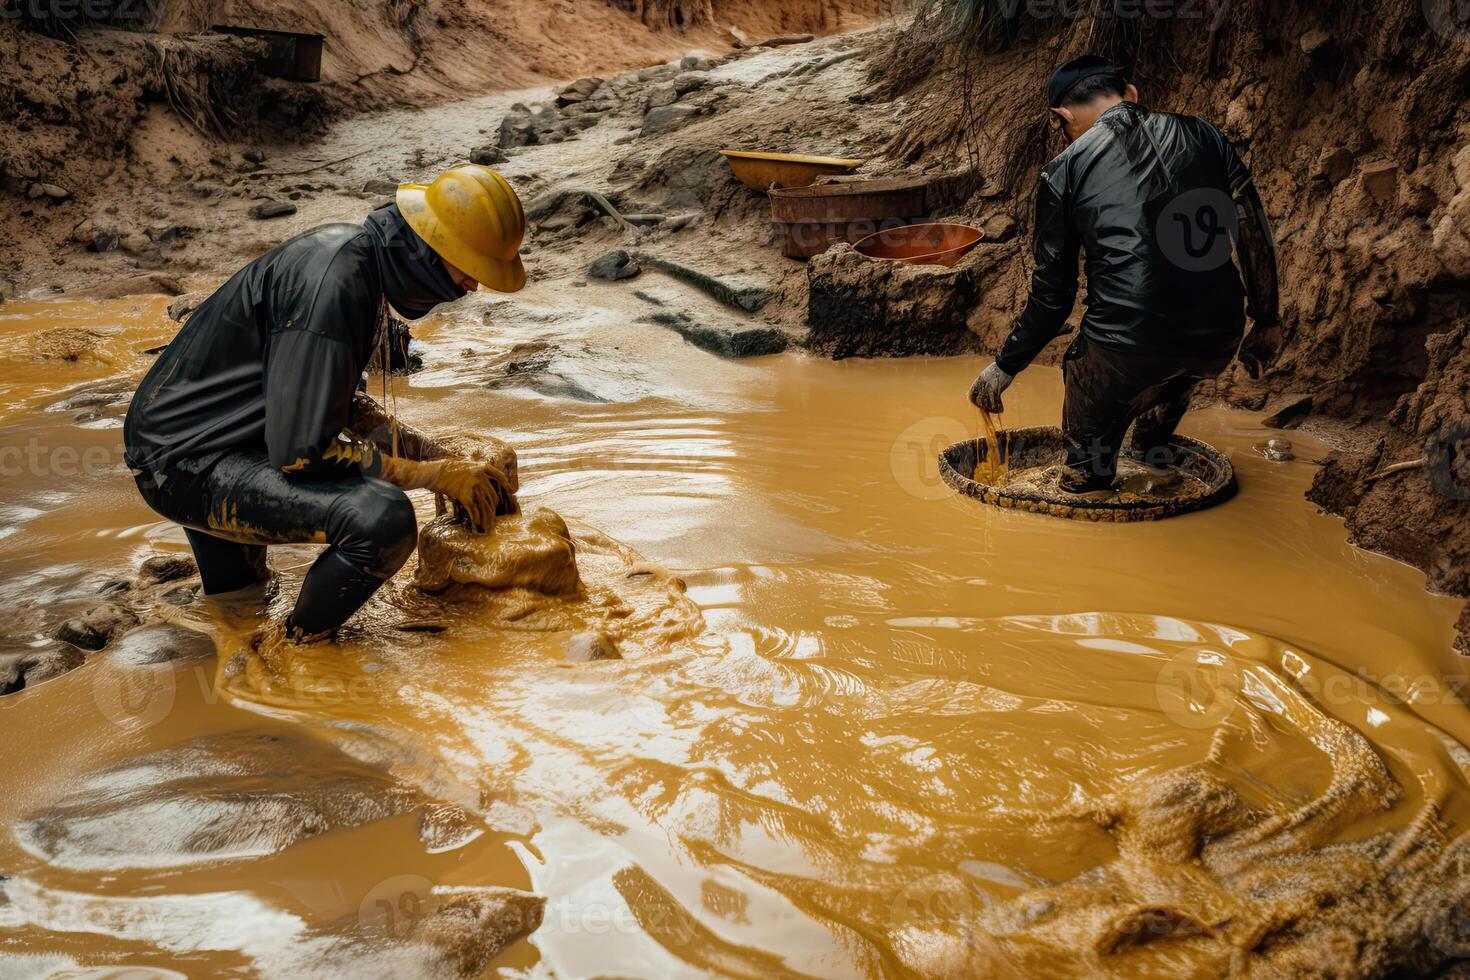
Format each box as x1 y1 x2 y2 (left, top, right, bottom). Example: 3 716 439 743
0 0 881 293
859 1 1470 649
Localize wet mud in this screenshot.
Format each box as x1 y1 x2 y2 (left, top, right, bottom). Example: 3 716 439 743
2 170 1469 980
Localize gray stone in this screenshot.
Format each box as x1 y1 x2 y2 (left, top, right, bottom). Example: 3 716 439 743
672 71 709 95
589 250 641 281
469 144 507 166
498 112 536 149
361 178 399 196
639 310 789 358
418 802 484 852
642 104 700 136
248 201 297 220
645 84 678 109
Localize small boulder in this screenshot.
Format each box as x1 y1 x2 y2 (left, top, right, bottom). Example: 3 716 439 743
1299 28 1333 56
724 25 752 48
56 603 138 651
361 178 399 196
167 292 209 322
139 553 198 584
248 201 297 220
470 144 507 166
563 631 621 664
498 112 536 149
72 216 125 253
642 104 700 136
645 84 678 110
672 71 709 95
981 213 1017 243
588 250 641 281
14 729 421 870
0 645 85 695
36 183 71 201
1360 161 1399 203
1315 146 1355 185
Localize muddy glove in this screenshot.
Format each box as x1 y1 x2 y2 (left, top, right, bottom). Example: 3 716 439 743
1237 319 1285 381
380 456 514 532
968 362 1015 414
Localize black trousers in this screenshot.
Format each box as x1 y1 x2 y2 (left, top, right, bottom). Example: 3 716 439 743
1061 337 1233 492
135 451 417 636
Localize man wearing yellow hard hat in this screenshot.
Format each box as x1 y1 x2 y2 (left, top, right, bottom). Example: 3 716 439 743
124 164 524 642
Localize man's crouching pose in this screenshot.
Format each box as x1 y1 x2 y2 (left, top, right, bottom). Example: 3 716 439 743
125 165 525 641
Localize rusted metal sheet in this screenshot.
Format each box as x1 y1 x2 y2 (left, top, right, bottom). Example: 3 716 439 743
768 177 931 259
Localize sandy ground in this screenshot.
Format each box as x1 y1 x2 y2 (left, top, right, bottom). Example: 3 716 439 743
16 29 901 355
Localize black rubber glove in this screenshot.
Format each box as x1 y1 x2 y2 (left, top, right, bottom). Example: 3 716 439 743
968 363 1015 414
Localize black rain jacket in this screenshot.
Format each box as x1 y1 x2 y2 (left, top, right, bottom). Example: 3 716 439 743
996 102 1262 376
124 206 463 478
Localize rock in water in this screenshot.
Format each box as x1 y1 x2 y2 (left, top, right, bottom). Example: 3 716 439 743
109 623 215 665
14 730 420 870
139 552 198 584
55 602 137 650
588 249 641 281
414 509 582 596
562 630 621 663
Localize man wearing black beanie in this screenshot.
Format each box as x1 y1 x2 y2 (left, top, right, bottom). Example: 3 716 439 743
969 55 1281 494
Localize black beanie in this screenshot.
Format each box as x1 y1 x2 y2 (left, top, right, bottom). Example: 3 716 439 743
1048 55 1125 108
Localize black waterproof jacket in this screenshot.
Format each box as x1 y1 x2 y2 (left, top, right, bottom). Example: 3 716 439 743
996 102 1257 376
124 206 462 478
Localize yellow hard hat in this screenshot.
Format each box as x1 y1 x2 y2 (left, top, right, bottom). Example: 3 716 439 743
397 164 526 293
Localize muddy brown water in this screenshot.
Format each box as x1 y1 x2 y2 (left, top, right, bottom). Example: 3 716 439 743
0 291 1467 978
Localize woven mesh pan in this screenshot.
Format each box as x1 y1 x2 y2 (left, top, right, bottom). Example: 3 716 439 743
939 425 1238 522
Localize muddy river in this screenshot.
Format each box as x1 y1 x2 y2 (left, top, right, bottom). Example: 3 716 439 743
1 287 1467 978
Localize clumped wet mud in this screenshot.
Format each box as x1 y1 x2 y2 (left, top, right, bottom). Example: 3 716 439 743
415 510 582 596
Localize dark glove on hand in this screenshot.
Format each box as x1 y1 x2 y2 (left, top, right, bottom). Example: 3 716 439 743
1238 320 1284 381
968 363 1015 414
